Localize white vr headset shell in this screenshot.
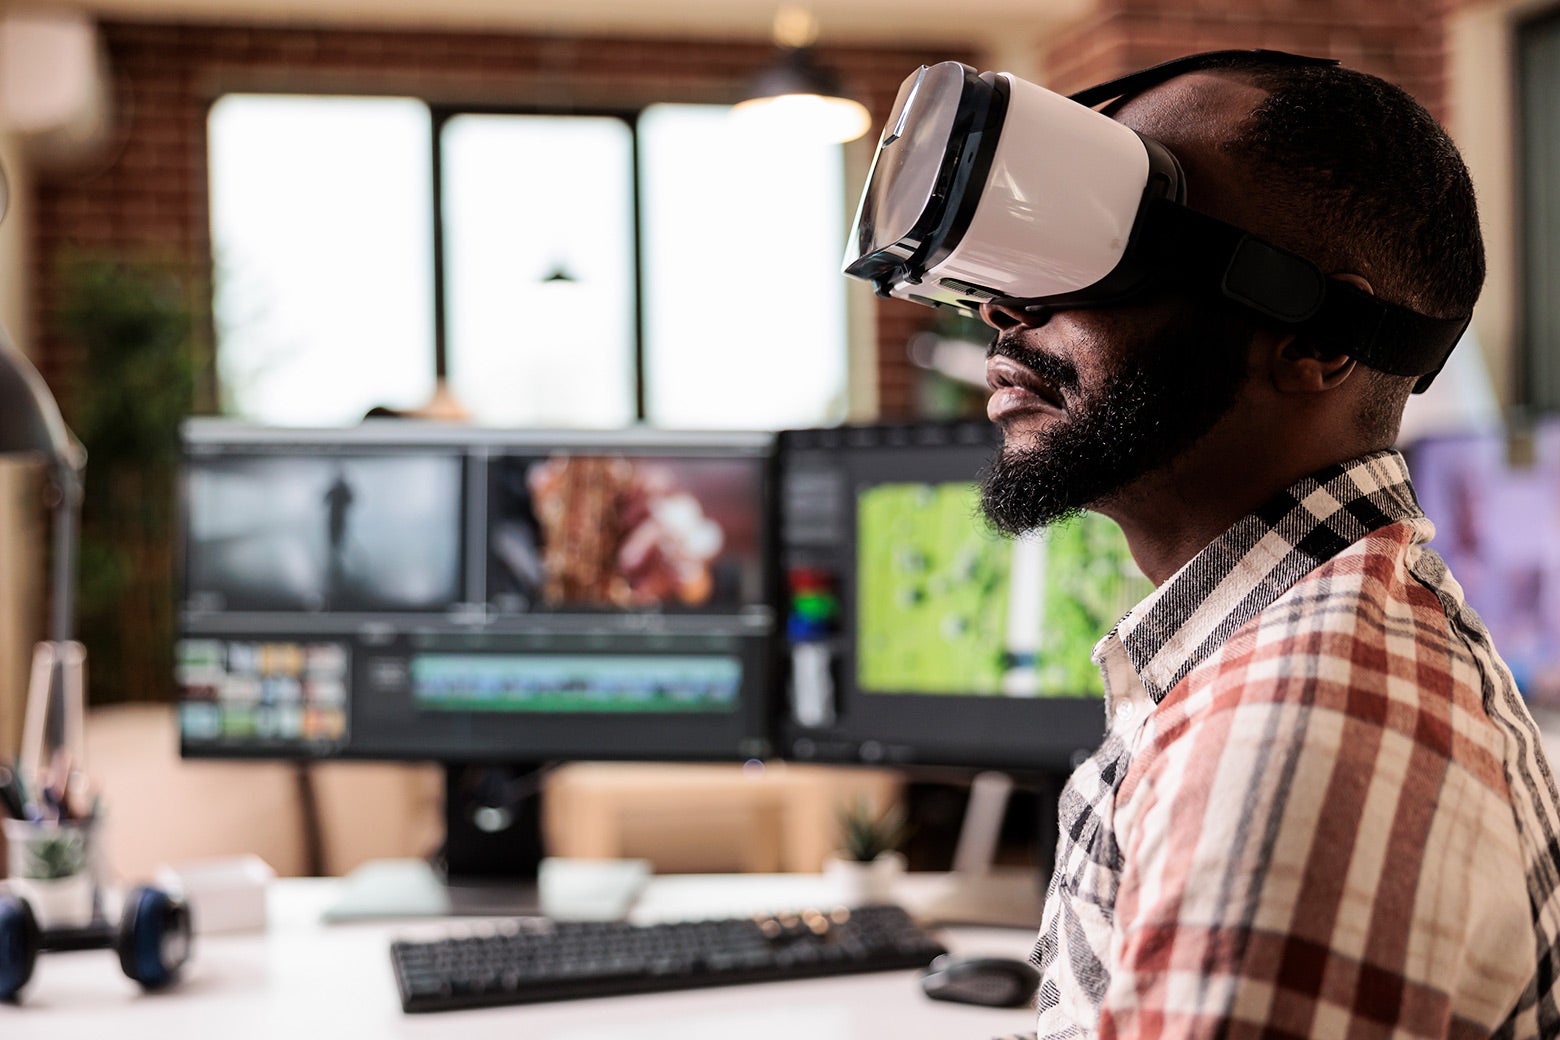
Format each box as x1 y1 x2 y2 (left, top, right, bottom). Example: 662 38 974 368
848 63 1175 312
842 52 1471 392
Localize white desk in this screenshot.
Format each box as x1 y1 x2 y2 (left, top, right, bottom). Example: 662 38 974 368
3 874 1042 1040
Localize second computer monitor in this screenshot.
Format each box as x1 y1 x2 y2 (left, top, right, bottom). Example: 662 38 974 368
776 421 1151 771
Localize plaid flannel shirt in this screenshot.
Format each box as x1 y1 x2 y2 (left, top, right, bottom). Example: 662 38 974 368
1032 450 1560 1038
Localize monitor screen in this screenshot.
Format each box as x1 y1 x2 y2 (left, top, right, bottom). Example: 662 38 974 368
177 422 775 763
185 452 463 614
1409 421 1560 708
776 421 1151 771
486 452 765 614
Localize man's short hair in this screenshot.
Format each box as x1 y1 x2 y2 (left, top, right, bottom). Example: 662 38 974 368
1198 58 1484 438
1208 57 1485 323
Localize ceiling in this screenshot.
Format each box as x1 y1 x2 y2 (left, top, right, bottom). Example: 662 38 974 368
55 0 1096 52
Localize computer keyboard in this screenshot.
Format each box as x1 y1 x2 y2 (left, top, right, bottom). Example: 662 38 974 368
390 903 948 1013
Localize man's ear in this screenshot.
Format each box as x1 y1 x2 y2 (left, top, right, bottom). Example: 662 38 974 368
1267 273 1372 394
1271 337 1357 393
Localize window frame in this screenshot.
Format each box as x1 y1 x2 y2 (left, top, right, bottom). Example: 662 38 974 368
1517 6 1560 409
427 101 651 420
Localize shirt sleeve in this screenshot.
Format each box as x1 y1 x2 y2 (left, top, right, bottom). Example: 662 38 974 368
1096 693 1531 1038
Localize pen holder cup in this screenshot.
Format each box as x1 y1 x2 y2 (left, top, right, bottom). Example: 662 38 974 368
3 816 102 929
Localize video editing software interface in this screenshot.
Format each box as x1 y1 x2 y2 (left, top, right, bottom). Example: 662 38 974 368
776 422 1152 771
177 422 775 762
177 419 1154 772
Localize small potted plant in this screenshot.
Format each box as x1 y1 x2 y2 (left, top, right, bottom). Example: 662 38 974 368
4 820 97 929
823 797 911 905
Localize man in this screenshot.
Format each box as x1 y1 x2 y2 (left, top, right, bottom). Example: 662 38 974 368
978 58 1560 1035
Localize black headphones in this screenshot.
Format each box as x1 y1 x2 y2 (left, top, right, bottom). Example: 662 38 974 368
0 885 192 1001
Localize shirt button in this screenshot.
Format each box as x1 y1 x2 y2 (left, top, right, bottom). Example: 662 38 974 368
1114 701 1135 721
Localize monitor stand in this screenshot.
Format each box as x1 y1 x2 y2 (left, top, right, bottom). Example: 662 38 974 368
910 770 1061 930
321 762 547 922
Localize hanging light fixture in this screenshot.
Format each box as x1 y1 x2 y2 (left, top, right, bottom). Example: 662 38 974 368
733 6 872 144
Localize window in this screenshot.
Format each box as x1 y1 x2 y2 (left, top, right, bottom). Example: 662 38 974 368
439 113 637 427
208 95 850 429
1519 10 1560 409
209 95 436 425
638 105 849 429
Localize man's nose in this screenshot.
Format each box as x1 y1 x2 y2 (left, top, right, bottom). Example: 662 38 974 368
979 300 1052 331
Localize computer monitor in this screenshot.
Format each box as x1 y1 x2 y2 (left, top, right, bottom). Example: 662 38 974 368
1408 420 1560 708
774 420 1152 773
176 421 776 765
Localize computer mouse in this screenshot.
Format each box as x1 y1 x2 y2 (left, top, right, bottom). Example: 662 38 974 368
919 953 1040 1008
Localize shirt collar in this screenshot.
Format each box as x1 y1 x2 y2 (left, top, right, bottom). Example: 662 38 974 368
1098 450 1430 704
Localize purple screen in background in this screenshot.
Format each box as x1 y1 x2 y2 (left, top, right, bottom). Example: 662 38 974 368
1411 420 1560 707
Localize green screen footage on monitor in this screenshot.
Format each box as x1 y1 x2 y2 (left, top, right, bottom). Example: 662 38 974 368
777 420 1151 771
854 480 1146 699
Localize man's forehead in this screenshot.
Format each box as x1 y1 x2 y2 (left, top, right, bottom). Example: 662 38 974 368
1107 71 1268 151
1108 72 1270 223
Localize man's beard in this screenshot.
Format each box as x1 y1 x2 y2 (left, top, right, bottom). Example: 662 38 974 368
979 306 1252 535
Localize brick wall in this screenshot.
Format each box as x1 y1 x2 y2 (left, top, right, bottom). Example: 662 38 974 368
29 21 968 421
1039 0 1453 122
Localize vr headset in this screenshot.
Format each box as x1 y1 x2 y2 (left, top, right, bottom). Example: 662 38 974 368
842 50 1469 392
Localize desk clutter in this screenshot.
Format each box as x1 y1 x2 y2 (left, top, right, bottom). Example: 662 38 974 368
1 751 194 1003
2 750 107 932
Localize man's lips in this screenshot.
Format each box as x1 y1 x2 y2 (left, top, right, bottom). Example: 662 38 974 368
986 354 1067 421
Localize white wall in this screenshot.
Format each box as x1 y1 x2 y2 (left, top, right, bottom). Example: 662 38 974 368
1446 0 1560 408
0 128 44 760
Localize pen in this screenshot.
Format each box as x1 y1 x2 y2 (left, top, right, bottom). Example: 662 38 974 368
43 748 73 822
41 783 64 822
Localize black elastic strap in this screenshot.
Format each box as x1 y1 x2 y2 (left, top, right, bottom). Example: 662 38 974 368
1068 49 1339 111
1140 199 1467 386
1321 284 1470 393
